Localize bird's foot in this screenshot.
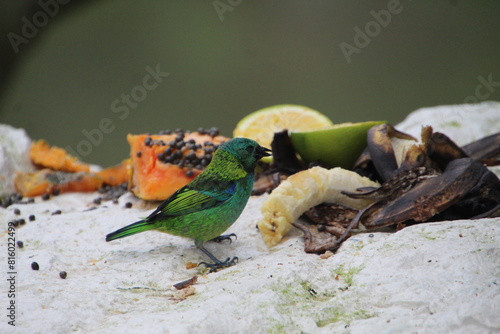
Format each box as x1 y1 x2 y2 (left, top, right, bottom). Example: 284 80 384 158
198 256 238 273
210 233 237 244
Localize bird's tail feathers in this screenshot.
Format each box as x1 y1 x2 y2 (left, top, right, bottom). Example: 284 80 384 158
105 220 155 241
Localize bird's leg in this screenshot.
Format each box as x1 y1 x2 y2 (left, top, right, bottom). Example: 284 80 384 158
195 240 238 273
210 233 237 244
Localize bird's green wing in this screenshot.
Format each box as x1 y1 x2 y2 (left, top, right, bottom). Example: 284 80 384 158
146 179 236 221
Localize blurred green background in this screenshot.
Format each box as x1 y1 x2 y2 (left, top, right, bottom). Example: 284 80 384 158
1 0 499 166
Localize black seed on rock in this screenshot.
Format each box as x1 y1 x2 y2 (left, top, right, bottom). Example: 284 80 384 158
112 199 119 204
18 219 26 225
27 198 35 204
125 202 133 208
52 188 60 196
59 271 67 279
93 198 102 205
29 214 36 221
13 208 21 215
31 262 39 270
42 193 51 201
17 240 24 248
52 210 62 215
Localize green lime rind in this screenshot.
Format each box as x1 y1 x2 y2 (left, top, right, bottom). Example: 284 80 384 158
290 121 386 169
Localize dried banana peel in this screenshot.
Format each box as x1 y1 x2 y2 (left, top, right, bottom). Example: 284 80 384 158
258 166 381 247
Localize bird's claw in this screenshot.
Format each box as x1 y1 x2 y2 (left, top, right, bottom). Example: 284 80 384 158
198 256 238 273
210 233 237 244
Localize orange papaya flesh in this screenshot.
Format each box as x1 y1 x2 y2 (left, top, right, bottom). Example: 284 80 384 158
30 140 90 172
96 159 130 186
128 132 228 200
14 169 103 197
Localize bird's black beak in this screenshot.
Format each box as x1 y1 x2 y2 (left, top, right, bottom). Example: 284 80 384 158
255 146 272 159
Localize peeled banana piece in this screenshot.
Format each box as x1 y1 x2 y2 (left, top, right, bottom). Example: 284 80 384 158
258 166 381 247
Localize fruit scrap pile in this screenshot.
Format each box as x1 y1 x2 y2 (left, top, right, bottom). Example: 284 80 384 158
13 128 228 200
255 117 500 254
8 103 500 255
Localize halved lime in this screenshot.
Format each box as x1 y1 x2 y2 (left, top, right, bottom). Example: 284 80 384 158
233 105 333 149
290 121 386 169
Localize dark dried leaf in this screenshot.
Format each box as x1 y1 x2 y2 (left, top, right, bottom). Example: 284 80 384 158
362 158 490 228
462 132 500 162
303 203 358 226
271 130 304 174
293 220 339 253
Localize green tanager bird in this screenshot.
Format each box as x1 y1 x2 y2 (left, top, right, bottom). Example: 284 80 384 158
106 137 271 272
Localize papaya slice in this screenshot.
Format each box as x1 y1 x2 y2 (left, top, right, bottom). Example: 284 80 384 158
14 169 103 197
128 131 228 200
30 140 90 172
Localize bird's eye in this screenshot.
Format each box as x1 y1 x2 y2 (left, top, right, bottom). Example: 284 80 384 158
245 145 254 153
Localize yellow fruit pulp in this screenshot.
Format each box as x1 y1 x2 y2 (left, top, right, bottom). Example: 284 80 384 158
233 105 333 149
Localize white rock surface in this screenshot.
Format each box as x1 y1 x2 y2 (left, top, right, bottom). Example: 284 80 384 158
1 103 499 334
0 124 34 196
396 101 500 144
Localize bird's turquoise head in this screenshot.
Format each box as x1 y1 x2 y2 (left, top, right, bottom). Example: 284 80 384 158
217 138 271 172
